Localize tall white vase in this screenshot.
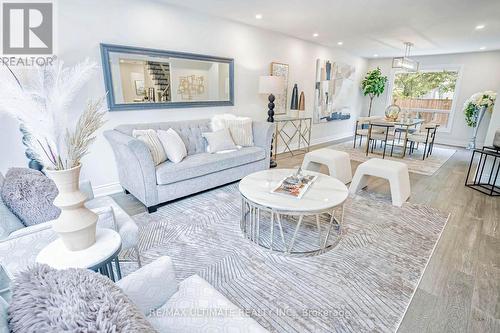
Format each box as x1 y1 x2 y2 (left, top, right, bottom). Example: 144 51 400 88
467 106 487 150
45 165 97 251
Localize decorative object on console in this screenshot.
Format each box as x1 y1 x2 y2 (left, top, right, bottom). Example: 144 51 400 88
494 129 500 148
361 67 388 117
314 59 356 124
19 124 43 172
385 104 401 121
1 168 60 227
290 83 299 110
259 75 285 168
0 60 106 251
298 91 305 111
463 90 497 149
270 62 289 116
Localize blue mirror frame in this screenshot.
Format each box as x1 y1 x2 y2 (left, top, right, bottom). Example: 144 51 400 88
100 43 235 111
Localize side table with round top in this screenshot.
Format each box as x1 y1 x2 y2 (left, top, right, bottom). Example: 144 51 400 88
239 169 349 255
36 228 123 281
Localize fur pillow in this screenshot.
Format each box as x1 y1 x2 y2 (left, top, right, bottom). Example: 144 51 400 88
8 264 157 333
1 168 60 227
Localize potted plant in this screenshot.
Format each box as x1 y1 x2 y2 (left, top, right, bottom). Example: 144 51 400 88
464 91 496 149
0 60 106 251
361 67 388 117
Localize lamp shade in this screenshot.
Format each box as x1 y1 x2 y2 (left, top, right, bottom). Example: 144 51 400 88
258 76 284 95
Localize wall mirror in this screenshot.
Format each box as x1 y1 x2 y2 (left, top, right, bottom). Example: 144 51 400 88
100 44 234 111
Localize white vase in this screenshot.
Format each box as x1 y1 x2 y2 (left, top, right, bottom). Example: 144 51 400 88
466 106 487 150
45 165 97 251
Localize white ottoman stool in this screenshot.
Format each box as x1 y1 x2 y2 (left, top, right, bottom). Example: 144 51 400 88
302 148 352 184
349 158 410 206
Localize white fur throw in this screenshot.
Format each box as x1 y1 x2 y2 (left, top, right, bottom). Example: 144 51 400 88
8 264 157 333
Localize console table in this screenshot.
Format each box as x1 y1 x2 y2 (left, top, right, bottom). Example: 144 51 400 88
274 116 312 159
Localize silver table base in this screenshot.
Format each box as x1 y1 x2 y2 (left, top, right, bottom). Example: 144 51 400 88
240 196 344 255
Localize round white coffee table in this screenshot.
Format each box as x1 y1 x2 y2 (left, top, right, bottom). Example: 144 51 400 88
36 228 122 281
239 169 348 254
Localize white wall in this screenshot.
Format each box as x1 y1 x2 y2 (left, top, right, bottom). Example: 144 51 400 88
365 51 500 147
0 0 366 194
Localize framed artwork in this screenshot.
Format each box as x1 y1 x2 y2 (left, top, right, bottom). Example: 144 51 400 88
270 62 289 115
313 59 355 123
134 80 145 95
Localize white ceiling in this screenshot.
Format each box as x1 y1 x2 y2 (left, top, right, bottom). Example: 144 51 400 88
159 0 500 58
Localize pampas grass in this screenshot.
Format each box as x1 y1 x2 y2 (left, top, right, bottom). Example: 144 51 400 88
0 60 106 170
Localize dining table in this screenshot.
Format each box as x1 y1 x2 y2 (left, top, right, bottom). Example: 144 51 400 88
365 118 425 158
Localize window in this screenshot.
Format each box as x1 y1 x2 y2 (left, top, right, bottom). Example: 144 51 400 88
389 67 460 131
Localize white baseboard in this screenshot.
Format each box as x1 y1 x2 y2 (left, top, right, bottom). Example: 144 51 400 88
93 182 122 197
93 133 353 198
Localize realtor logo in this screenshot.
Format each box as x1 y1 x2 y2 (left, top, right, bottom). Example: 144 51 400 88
2 2 53 54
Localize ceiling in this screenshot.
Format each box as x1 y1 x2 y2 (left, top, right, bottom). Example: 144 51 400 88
159 0 500 58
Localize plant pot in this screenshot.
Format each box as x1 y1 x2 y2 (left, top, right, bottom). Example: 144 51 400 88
45 165 97 251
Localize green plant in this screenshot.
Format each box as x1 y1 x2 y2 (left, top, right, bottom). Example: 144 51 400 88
361 67 388 116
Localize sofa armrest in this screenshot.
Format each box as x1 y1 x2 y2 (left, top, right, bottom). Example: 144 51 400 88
252 121 274 156
8 221 52 239
104 130 158 207
116 256 178 315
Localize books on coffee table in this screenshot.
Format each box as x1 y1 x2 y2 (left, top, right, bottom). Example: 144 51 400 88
271 174 317 199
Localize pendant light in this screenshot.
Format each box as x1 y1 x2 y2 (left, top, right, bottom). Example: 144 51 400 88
392 42 419 72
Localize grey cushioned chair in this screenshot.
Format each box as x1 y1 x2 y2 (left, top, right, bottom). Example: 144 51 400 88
104 119 273 213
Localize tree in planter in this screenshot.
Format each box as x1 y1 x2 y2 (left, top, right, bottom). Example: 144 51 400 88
361 67 388 116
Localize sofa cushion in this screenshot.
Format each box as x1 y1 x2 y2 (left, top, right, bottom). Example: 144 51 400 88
147 274 268 333
155 147 266 185
0 173 24 240
115 119 211 156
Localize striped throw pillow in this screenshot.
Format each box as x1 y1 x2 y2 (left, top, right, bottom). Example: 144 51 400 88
132 129 167 166
225 117 254 147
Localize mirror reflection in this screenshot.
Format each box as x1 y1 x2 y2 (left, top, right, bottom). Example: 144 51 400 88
110 53 230 104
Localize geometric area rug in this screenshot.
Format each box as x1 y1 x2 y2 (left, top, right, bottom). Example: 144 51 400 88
330 141 456 176
122 183 449 332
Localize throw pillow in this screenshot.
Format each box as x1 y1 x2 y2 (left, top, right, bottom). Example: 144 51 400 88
132 129 167 166
225 117 254 146
202 129 238 153
210 114 254 146
0 174 24 239
1 168 60 227
157 129 188 163
8 264 156 333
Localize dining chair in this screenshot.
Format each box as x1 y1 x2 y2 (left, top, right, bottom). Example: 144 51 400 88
354 116 384 148
407 123 439 160
366 123 396 159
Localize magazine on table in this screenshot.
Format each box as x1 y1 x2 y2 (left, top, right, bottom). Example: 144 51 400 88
272 173 317 199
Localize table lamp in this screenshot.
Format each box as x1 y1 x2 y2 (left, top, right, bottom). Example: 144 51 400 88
259 75 284 168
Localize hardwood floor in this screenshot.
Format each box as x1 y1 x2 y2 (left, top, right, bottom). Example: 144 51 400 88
112 140 500 332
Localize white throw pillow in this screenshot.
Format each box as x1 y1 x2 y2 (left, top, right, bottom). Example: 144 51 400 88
157 129 187 164
210 114 254 147
225 117 254 146
202 129 237 153
132 129 167 166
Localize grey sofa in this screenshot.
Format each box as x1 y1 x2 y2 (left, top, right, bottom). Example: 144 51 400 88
104 119 273 213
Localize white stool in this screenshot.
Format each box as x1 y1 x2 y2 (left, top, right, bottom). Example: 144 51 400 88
349 158 410 206
302 148 352 184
